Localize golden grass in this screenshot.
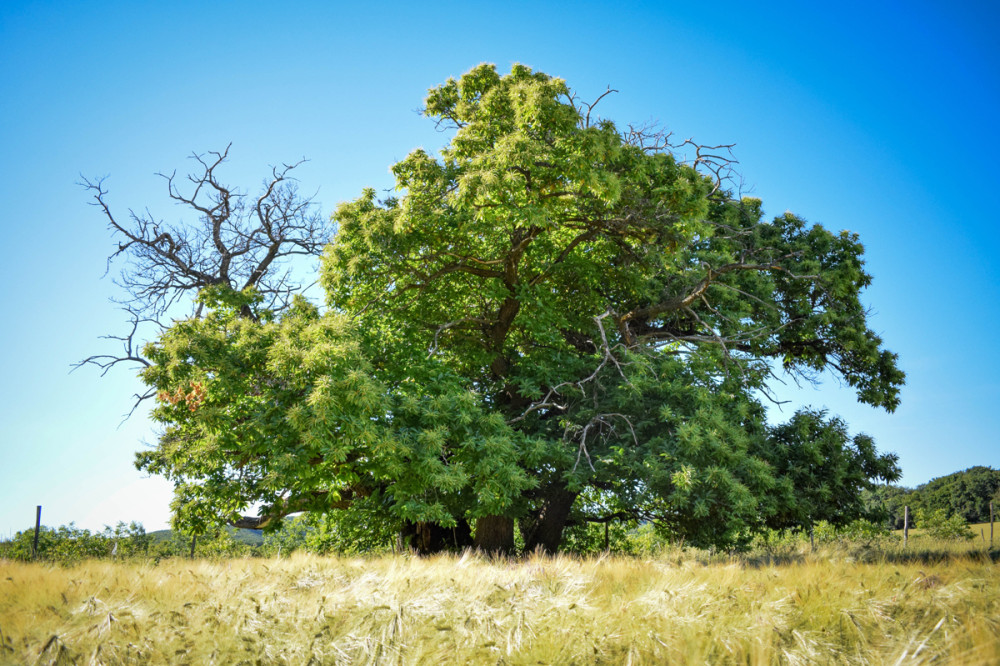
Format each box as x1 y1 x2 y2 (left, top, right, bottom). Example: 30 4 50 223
2 545 998 665
968 522 996 542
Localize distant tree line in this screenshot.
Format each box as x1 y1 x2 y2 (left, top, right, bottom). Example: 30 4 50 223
0 522 262 561
0 523 151 561
865 466 1000 529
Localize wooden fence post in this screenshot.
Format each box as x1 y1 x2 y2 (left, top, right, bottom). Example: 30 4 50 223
32 506 42 560
903 505 909 547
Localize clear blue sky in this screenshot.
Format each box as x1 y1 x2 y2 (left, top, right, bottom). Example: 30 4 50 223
1 0 997 536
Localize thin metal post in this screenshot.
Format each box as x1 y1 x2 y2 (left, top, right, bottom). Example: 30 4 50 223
903 505 909 547
991 501 994 546
32 506 42 560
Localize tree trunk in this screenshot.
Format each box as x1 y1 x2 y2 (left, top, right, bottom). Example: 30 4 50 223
399 519 473 555
474 515 515 555
521 484 579 554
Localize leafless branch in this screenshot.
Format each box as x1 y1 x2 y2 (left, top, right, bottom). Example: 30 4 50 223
623 120 674 152
573 421 597 472
564 86 619 129
79 146 329 418
122 388 158 426
73 306 158 377
677 138 739 197
80 145 329 323
583 86 618 128
622 121 739 197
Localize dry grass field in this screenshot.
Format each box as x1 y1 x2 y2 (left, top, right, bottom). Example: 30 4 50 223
893 522 996 544
967 522 996 543
2 543 998 665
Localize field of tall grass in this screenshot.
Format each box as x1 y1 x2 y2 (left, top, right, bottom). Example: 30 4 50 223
965 522 995 543
2 541 997 665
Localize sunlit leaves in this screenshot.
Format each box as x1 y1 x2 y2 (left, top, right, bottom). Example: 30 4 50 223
139 63 903 550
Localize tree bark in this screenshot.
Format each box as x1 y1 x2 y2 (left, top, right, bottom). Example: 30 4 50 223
474 515 515 555
521 484 579 554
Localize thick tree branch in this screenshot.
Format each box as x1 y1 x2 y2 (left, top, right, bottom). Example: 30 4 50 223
229 489 361 530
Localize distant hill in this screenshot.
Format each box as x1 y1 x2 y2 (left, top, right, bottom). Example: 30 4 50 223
149 527 264 548
868 466 1000 528
915 466 1000 524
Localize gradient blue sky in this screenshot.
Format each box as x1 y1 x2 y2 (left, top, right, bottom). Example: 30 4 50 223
1 0 997 536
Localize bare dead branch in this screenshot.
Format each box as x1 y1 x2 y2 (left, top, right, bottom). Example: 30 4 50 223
570 413 638 473
81 146 328 323
79 147 329 418
72 306 158 376
582 86 618 128
621 122 739 197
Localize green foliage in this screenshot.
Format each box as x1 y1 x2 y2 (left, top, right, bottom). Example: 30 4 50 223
559 520 638 555
862 484 915 529
812 519 894 544
557 521 684 556
914 507 975 541
147 528 254 559
861 467 1000 532
0 522 151 562
259 516 310 556
761 409 901 531
131 64 905 553
913 466 1000 524
0 522 262 563
749 520 895 554
261 505 397 556
139 293 536 537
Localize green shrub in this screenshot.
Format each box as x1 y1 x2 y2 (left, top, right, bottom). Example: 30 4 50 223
0 522 150 562
260 507 397 557
151 528 253 559
915 508 975 540
813 519 894 545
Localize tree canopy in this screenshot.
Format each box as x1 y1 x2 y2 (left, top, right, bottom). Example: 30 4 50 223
761 410 901 531
97 64 905 553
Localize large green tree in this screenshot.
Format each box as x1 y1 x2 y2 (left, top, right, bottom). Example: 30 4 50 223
761 409 900 532
126 64 904 553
